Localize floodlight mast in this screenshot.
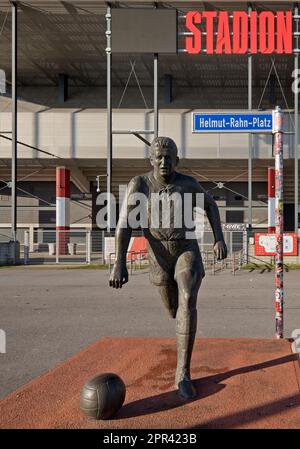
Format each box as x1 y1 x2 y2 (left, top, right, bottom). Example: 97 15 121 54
106 5 112 230
11 2 18 259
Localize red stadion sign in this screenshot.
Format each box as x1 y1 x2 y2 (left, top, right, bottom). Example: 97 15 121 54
185 11 292 54
255 233 298 256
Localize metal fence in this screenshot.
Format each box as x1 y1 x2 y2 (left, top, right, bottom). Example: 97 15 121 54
26 229 101 265
0 226 248 266
198 229 245 255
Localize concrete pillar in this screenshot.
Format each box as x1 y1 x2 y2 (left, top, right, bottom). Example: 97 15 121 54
56 167 70 255
164 74 173 104
58 73 69 104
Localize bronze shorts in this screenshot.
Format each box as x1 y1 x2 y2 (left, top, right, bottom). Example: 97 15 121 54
146 237 205 286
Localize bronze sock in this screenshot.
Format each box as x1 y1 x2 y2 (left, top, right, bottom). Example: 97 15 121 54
175 312 197 386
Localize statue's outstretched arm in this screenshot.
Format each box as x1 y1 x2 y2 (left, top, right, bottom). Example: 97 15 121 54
109 177 142 288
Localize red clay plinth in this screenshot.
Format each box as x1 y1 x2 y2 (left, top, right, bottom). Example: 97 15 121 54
0 338 299 429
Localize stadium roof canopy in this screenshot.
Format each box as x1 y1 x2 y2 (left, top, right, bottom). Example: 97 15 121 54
0 1 297 109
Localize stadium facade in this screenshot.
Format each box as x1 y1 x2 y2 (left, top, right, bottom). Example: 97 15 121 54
0 1 299 246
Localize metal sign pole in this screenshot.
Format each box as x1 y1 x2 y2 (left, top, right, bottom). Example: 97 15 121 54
106 6 112 231
154 53 158 138
247 4 253 232
11 2 18 249
273 106 284 339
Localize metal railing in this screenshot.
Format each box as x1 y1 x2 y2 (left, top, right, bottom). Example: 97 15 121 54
202 249 245 275
108 249 149 274
107 248 244 277
0 227 248 267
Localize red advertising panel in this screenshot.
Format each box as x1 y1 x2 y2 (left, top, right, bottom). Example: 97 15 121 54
255 233 298 256
104 236 148 262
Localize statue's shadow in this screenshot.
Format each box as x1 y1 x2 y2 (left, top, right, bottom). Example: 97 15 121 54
115 353 297 420
116 377 225 419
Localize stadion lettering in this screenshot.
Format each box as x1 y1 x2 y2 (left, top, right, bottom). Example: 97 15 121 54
185 11 292 54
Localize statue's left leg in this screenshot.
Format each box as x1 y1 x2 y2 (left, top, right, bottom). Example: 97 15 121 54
158 281 178 318
174 252 202 399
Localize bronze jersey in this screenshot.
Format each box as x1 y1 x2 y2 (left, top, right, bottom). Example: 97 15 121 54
129 171 208 241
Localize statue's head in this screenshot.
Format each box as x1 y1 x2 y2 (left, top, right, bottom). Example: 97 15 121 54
149 137 179 181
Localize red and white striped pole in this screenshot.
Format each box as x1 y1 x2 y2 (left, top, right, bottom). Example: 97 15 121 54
268 167 276 233
56 167 70 256
273 106 284 339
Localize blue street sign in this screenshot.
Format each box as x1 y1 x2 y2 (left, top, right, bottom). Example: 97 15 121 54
192 112 273 133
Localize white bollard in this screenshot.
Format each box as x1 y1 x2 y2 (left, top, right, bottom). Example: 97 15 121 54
56 230 59 264
29 226 34 252
86 230 91 264
24 231 29 265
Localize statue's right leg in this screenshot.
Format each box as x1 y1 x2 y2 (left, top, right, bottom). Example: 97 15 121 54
158 281 178 319
174 267 201 399
173 243 204 400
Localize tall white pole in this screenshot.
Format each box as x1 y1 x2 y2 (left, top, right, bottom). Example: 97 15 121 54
247 4 253 231
273 106 284 339
268 167 276 233
294 5 299 233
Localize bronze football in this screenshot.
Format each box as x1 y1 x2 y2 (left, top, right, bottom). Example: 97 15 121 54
80 373 126 420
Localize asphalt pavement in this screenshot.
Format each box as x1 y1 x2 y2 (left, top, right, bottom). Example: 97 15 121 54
0 267 299 399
